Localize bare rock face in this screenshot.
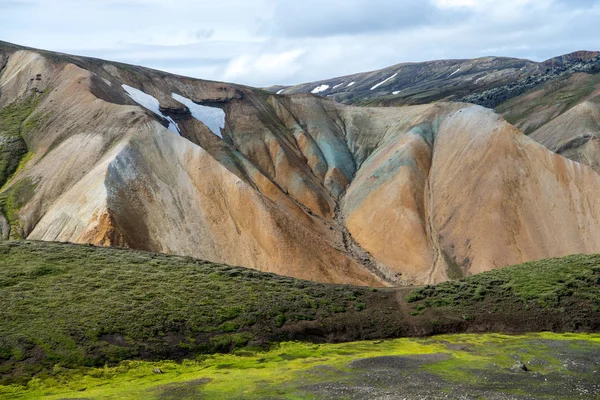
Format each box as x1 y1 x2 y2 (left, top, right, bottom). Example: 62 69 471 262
2 41 600 286
497 72 600 174
270 50 600 176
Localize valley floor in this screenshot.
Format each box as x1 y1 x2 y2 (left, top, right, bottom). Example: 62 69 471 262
1 333 599 400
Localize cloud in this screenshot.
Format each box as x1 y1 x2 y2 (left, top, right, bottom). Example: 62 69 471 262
269 0 447 37
224 50 306 83
125 29 215 47
0 0 34 8
0 0 598 87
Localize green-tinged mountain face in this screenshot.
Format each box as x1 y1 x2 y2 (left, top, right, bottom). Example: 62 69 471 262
2 42 600 287
271 50 600 175
0 241 599 386
496 72 600 173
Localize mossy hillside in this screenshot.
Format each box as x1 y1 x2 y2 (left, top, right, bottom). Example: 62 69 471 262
0 241 373 385
407 253 600 312
0 177 36 239
1 241 600 388
2 333 599 400
0 95 42 188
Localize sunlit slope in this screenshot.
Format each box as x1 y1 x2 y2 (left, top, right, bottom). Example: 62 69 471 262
2 42 600 286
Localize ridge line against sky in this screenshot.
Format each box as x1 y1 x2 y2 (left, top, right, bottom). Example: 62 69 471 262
1 0 599 87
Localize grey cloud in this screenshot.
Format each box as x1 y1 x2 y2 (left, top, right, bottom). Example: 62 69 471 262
553 0 598 6
194 29 215 40
269 0 462 37
0 0 34 8
0 0 598 88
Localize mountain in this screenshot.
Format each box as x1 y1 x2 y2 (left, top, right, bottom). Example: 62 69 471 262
270 51 600 174
497 70 600 173
2 41 600 286
270 51 600 107
268 56 538 105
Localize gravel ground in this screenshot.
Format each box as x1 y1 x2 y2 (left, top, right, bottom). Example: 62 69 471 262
300 344 600 400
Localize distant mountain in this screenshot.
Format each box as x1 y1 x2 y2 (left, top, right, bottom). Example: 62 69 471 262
269 51 600 173
497 65 600 173
269 51 600 108
2 41 600 287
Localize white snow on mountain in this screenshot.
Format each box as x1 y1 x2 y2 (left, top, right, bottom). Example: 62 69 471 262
172 93 225 138
122 84 180 134
449 67 461 77
311 84 330 94
370 73 398 90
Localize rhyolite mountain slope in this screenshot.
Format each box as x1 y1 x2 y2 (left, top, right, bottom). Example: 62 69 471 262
497 71 600 173
271 51 600 174
1 41 600 286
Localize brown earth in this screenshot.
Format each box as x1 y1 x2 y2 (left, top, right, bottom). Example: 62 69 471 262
2 41 600 286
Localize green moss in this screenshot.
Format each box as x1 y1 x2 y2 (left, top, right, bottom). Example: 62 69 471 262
0 241 370 384
2 333 599 399
0 151 34 192
1 241 599 389
274 314 286 328
408 254 600 312
0 178 36 239
0 95 42 188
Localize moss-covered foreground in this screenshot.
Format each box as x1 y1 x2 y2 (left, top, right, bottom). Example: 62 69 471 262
1 241 599 388
1 333 599 399
0 241 377 385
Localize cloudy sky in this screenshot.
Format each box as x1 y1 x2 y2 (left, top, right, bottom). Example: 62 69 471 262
1 0 598 87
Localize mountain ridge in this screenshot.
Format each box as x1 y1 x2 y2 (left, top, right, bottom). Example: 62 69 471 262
1 41 600 287
268 50 600 106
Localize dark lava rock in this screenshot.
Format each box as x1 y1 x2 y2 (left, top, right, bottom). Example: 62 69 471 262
512 360 529 372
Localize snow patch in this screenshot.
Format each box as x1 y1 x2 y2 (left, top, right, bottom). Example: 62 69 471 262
172 93 225 138
347 81 356 87
475 76 486 84
449 67 461 77
332 83 344 89
392 91 401 95
276 89 285 94
122 84 180 134
311 84 330 94
370 73 398 90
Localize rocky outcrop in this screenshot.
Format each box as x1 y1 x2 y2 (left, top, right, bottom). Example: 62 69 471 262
2 41 600 286
460 54 600 108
